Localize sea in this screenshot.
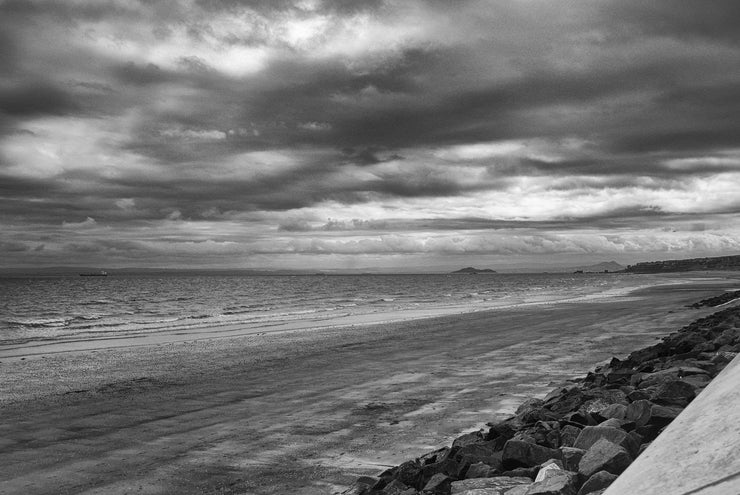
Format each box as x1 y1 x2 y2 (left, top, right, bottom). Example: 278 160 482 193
0 272 640 349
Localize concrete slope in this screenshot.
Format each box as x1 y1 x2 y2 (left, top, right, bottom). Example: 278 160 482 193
605 354 740 495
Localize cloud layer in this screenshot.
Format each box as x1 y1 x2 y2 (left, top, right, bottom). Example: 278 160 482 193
1 0 740 270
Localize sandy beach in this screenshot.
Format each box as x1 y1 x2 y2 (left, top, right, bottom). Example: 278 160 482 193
1 275 738 494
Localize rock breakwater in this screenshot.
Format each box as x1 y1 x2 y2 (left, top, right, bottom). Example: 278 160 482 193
341 297 740 495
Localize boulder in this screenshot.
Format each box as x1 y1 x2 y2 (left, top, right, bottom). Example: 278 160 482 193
534 461 562 482
648 404 682 426
382 479 411 495
421 457 462 487
681 373 712 390
562 411 596 427
606 369 635 385
597 418 635 431
624 399 653 427
577 471 618 495
464 462 498 479
649 380 696 407
454 442 503 472
422 473 452 494
544 388 586 416
578 438 633 478
341 476 379 494
573 426 639 457
451 476 532 494
559 425 581 447
580 398 612 415
488 419 524 449
582 388 627 405
714 327 740 346
559 447 585 472
453 431 486 449
626 389 651 402
502 440 562 469
637 367 708 388
505 486 533 495
501 467 538 479
517 398 545 414
395 460 423 488
594 403 626 421
523 471 578 495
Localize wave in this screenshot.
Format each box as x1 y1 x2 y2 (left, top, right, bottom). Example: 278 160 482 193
5 317 72 328
81 299 116 306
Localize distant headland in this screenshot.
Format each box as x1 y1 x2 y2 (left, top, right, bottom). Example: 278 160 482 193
451 267 497 274
624 254 740 273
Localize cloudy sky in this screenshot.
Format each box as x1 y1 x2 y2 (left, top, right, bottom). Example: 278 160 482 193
2 0 740 271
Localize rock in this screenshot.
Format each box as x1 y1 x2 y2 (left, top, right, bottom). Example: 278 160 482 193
532 421 561 448
597 418 635 431
559 447 585 472
382 479 411 494
624 399 653 427
420 447 454 466
451 476 532 494
488 419 524 449
422 473 452 494
577 470 618 495
505 486 533 495
523 471 578 495
648 404 682 426
637 367 708 388
502 440 562 469
465 462 497 479
606 369 635 385
534 461 562 483
342 476 380 494
626 389 651 402
649 380 696 407
562 411 595 427
395 460 423 488
454 431 486 448
714 327 740 347
454 442 503 472
583 388 628 405
594 403 626 421
501 467 538 479
573 426 639 457
578 438 633 478
558 425 581 448
517 398 545 414
681 373 712 390
580 398 612 415
711 351 737 366
544 388 586 416
633 424 663 443
421 457 462 487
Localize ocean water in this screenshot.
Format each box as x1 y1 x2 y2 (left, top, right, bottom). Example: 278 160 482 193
0 272 635 348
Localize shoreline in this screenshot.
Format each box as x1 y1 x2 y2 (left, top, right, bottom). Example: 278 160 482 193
0 275 738 494
0 272 729 362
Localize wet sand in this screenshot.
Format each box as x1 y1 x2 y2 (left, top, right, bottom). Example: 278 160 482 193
1 276 737 494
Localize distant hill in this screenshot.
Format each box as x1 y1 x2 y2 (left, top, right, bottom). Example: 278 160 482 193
452 267 497 274
570 261 625 273
623 254 740 273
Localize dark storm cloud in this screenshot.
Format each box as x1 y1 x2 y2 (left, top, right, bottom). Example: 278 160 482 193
2 0 740 268
599 0 740 43
113 63 177 86
0 84 78 117
195 0 385 15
